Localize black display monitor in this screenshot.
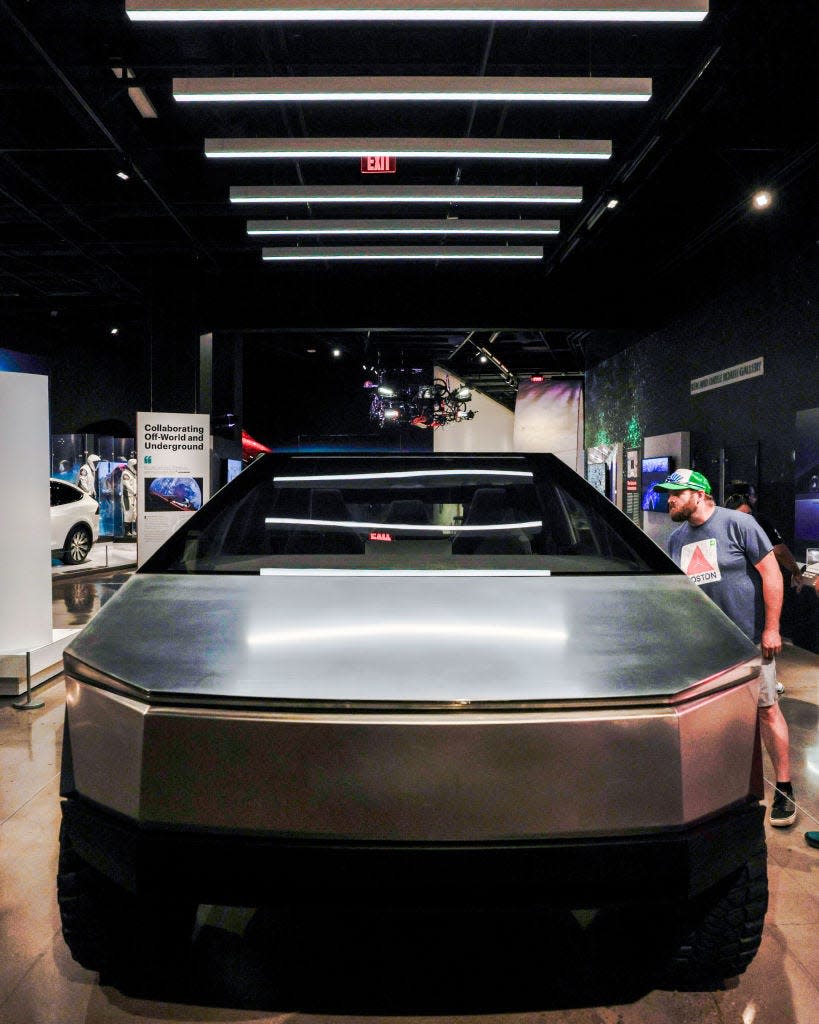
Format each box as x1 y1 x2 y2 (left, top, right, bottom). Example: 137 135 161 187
641 456 673 513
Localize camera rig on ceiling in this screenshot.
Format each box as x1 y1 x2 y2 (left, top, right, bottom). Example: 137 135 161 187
364 369 476 429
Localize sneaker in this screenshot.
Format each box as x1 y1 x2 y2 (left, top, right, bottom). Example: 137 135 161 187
770 787 797 827
776 681 785 695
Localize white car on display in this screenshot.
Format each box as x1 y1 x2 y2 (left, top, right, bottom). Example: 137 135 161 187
50 478 99 564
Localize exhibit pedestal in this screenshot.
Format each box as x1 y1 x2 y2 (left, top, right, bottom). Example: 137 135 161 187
0 628 80 697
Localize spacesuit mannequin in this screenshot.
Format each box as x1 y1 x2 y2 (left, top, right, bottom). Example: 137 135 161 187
121 459 137 537
77 453 100 499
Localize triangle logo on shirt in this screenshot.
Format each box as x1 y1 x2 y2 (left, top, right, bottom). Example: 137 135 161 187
680 538 722 585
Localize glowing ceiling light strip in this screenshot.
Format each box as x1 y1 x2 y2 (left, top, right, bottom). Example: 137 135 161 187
246 622 567 648
175 76 652 103
250 219 560 235
128 0 708 24
206 137 611 159
233 185 582 204
274 469 533 481
261 246 543 260
264 517 543 531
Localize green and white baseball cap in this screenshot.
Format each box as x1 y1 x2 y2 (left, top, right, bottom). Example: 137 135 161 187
654 468 712 494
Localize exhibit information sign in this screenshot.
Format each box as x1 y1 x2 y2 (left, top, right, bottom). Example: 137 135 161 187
136 412 210 566
625 448 642 525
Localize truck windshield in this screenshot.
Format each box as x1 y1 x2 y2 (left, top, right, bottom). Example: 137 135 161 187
141 454 676 576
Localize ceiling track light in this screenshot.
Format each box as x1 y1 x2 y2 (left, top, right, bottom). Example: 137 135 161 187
248 218 561 236
586 196 618 229
261 246 543 261
559 237 581 263
621 134 660 181
446 333 516 387
233 185 583 204
128 0 708 23
475 344 515 382
175 76 652 103
206 137 611 160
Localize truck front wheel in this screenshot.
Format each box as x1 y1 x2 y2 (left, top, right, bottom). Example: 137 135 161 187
57 820 197 993
663 834 768 988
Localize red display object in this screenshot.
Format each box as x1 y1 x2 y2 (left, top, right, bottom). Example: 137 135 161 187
241 429 272 461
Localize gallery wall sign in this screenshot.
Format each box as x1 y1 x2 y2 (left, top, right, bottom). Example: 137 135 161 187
690 357 764 395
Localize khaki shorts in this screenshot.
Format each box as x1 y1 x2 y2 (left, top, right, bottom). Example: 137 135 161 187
757 654 779 708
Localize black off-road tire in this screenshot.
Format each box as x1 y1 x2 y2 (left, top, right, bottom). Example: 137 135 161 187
662 834 769 989
57 821 197 991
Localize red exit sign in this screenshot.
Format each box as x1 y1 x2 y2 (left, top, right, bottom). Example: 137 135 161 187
361 156 397 174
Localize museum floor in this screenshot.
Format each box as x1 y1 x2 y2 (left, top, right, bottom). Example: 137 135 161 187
1 570 817 1024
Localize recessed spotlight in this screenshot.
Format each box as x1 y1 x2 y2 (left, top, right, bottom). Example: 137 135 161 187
751 190 772 211
479 355 488 363
332 348 342 357
110 327 119 335
116 170 130 181
606 198 619 209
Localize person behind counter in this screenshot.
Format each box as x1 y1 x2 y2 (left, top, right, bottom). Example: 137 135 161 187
725 489 805 588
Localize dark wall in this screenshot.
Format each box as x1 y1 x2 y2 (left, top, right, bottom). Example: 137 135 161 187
585 242 819 552
0 299 201 437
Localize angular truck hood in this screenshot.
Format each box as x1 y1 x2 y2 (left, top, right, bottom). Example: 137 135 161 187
66 571 757 704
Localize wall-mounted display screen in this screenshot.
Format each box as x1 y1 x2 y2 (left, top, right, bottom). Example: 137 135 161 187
513 378 583 469
641 456 672 513
795 498 819 542
0 346 46 375
795 408 819 553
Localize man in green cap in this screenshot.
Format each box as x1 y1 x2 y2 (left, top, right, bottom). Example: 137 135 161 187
655 468 797 828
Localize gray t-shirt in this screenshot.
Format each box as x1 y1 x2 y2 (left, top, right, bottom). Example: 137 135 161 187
667 506 773 643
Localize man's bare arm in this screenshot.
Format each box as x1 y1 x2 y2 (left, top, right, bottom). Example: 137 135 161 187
755 549 783 658
772 542 804 588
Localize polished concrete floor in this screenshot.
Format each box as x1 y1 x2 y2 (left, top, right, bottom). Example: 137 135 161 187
1 571 817 1023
